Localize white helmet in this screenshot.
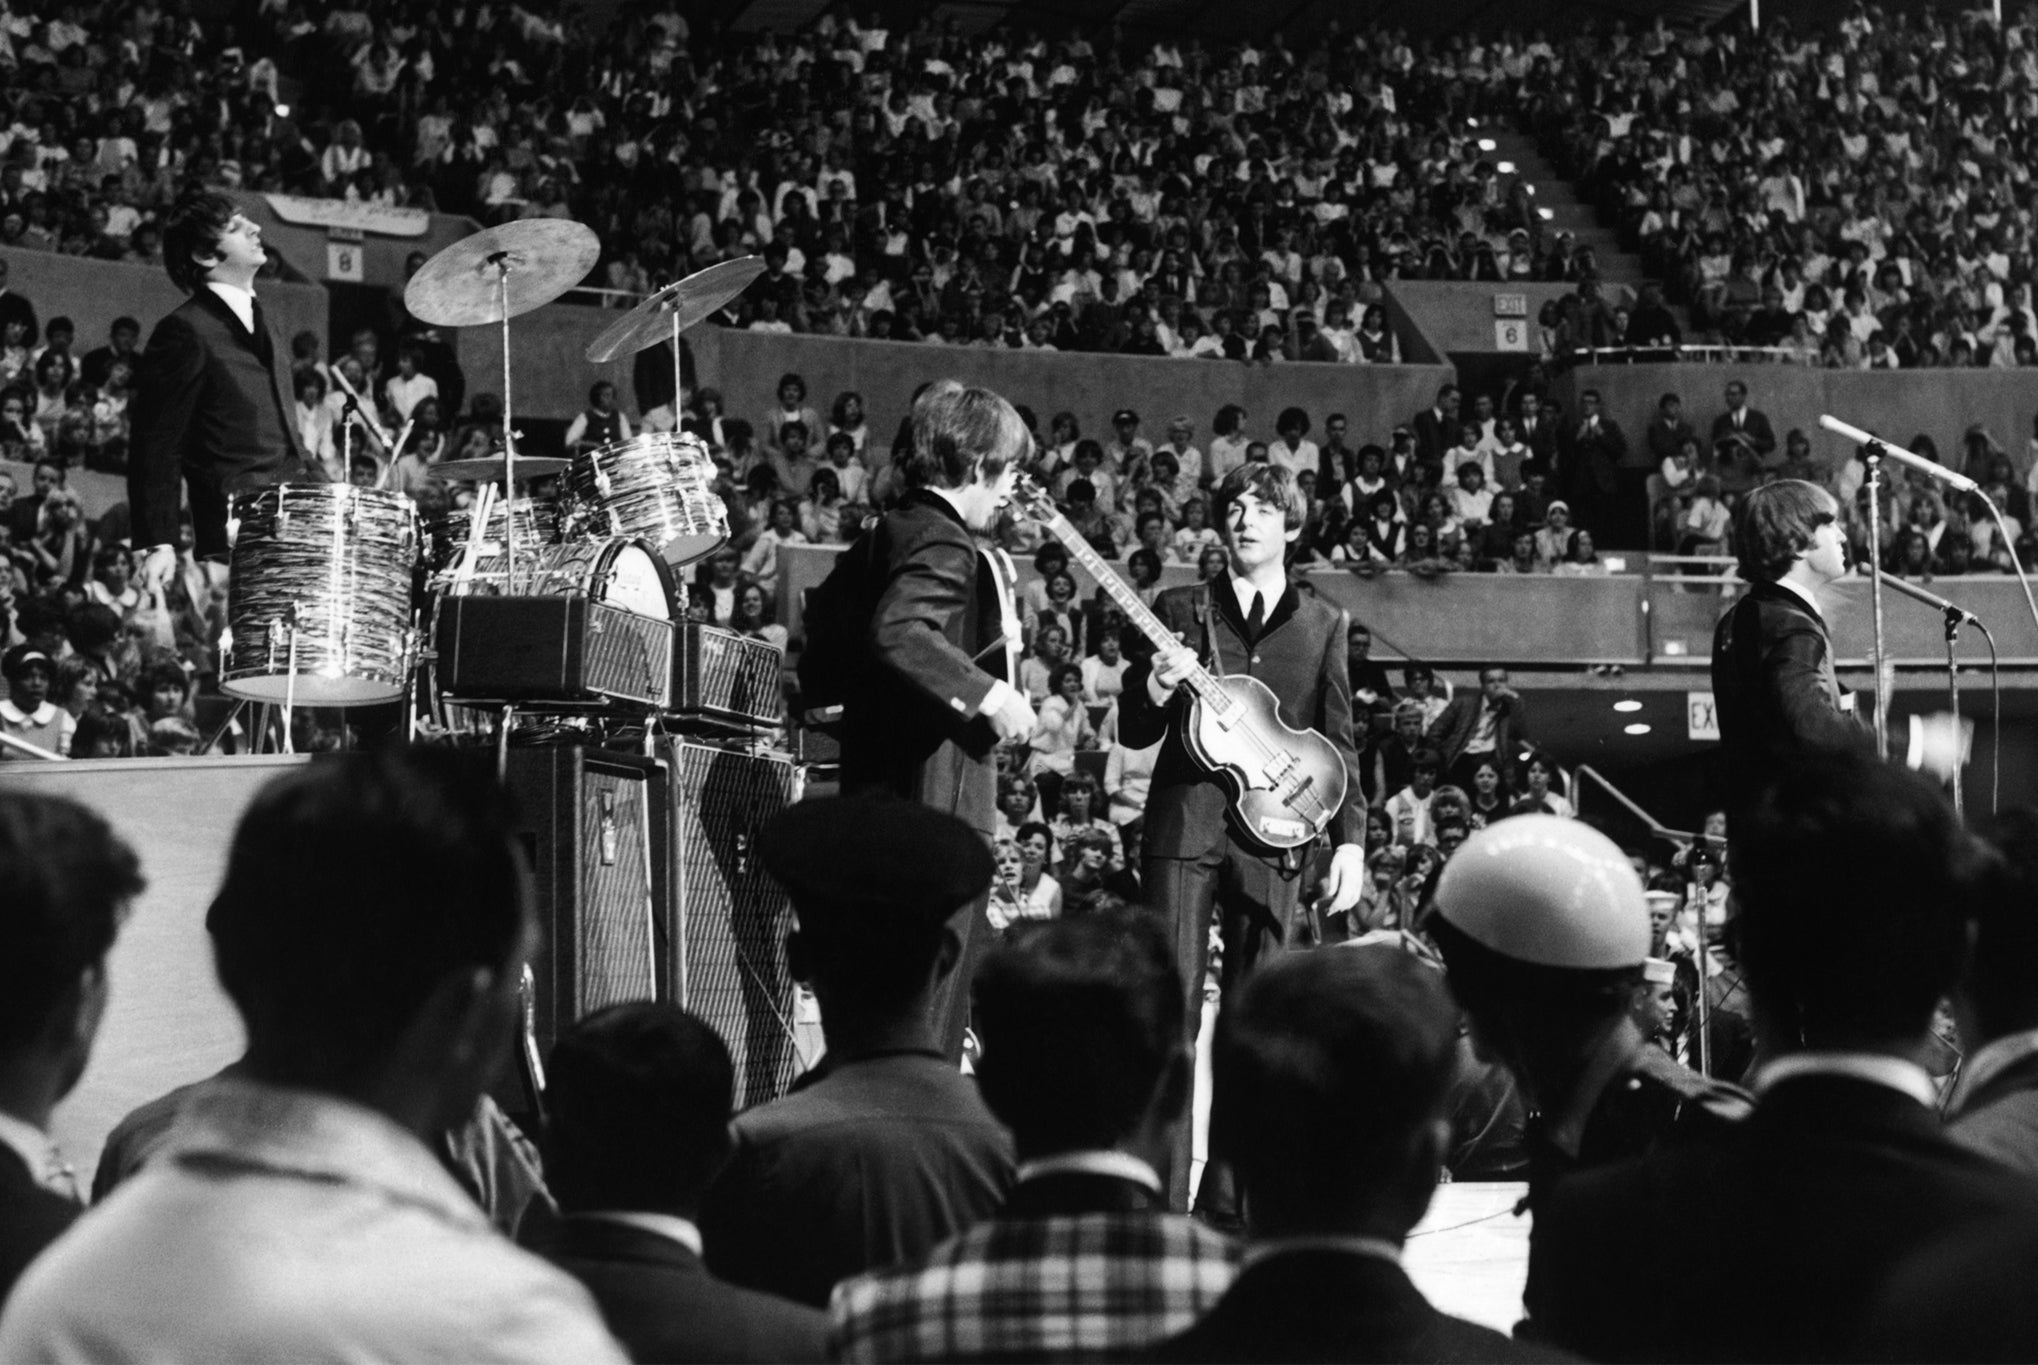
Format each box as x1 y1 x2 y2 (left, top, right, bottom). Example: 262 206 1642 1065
1434 815 1651 970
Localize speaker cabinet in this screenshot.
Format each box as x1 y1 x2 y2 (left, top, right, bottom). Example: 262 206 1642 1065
663 739 805 1108
503 747 668 1067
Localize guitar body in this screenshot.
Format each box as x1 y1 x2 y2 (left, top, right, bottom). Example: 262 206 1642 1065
1181 673 1349 851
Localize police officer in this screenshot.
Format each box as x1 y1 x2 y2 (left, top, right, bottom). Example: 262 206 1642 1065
1427 816 1748 1209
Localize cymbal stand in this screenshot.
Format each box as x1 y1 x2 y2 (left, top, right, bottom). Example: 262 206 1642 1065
491 255 518 586
1861 443 1891 759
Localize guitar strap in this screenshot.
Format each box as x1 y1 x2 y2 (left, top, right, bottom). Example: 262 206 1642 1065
1199 582 1224 677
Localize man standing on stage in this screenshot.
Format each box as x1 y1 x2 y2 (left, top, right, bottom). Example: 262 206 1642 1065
132 192 310 592
1713 478 1964 830
1118 463 1366 1218
838 380 1035 1060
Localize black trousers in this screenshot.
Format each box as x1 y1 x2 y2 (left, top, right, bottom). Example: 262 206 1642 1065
1144 837 1305 1210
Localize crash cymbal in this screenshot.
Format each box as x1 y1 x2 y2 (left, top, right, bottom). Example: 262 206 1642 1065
431 455 570 483
584 256 768 362
405 221 602 327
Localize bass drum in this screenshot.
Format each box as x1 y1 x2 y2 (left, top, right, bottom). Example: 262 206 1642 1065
447 535 674 621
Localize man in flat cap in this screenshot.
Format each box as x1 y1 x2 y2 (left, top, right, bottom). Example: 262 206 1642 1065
698 795 1015 1310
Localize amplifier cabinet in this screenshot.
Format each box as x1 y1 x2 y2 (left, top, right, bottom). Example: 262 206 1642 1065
672 622 784 731
663 739 805 1107
438 597 674 709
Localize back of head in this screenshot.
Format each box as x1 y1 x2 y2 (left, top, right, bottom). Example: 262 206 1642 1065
895 379 1029 490
1735 478 1830 584
207 748 529 1090
544 1002 733 1216
0 791 143 1054
161 190 238 295
1215 946 1458 1233
760 794 992 1019
973 909 1182 1156
1735 752 1974 1050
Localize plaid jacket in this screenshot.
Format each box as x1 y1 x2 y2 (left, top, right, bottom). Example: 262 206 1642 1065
829 1175 1238 1363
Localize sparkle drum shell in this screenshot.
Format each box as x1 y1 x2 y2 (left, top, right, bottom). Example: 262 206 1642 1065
565 431 729 567
448 536 674 622
222 484 421 706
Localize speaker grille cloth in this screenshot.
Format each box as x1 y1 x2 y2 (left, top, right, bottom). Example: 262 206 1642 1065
669 740 802 1107
577 768 656 1014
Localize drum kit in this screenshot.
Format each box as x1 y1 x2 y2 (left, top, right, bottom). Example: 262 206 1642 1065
217 223 767 746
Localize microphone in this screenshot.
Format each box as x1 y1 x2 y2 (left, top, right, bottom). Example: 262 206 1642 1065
1818 415 1980 494
1872 568 1982 626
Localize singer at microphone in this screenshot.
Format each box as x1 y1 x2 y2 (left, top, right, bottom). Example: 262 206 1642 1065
1712 481 1968 838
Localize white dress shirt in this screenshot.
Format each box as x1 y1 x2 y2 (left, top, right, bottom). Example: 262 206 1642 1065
205 280 256 335
0 1077 626 1364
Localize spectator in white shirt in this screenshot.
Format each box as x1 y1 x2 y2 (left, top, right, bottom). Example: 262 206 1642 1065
1384 747 1443 848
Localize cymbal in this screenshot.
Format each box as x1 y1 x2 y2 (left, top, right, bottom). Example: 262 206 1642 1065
405 221 602 327
584 256 768 362
431 455 570 483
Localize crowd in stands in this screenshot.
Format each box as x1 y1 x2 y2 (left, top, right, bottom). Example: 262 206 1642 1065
1530 6 2038 367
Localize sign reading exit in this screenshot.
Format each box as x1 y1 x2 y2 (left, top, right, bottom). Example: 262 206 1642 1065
1687 691 1720 741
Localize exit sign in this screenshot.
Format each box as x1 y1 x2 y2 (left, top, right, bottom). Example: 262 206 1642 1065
1493 292 1528 317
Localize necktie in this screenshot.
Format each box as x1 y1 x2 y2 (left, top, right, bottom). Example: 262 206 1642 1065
1245 591 1265 640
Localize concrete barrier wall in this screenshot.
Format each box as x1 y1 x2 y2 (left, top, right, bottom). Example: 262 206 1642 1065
1384 280 1630 357
0 247 328 373
1558 362 2036 483
778 539 2038 668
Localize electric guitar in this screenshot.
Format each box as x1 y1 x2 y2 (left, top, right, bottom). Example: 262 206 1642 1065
1010 477 1348 850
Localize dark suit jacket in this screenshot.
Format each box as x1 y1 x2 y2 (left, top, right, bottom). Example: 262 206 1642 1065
0 1144 76 1310
1710 407 1778 491
839 488 1009 838
1867 1213 2038 1363
538 1215 827 1364
1559 415 1628 496
699 1050 1014 1309
1426 691 1530 772
1710 581 1866 822
1515 415 1558 477
1154 1248 1570 1364
1411 408 1455 466
1524 1073 2038 1363
1946 1044 2038 1174
1118 580 1363 861
130 287 310 557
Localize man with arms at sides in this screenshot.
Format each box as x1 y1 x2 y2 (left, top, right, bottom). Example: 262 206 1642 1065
830 909 1237 1363
1711 480 1963 837
130 191 312 595
1524 754 2038 1363
0 751 626 1363
533 1002 826 1363
1428 817 1747 1215
0 792 142 1307
841 380 1036 1061
698 796 1014 1310
1154 945 1567 1364
1118 462 1367 1217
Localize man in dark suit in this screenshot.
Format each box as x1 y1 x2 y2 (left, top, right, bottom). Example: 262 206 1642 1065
534 1002 826 1363
1556 387 1626 536
1514 392 1558 483
698 796 1014 1310
1427 665 1530 793
1119 463 1367 1215
0 791 143 1306
1940 808 2038 1173
1409 382 1460 468
839 380 1034 1060
131 191 311 592
830 909 1236 1362
1711 480 1864 827
1523 753 2038 1363
1709 378 1777 497
1154 946 1563 1364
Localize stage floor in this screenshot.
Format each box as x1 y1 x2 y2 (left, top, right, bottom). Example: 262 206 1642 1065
1407 1181 1531 1333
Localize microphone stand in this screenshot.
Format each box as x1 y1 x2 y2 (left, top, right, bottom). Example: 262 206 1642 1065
1874 568 1981 820
1861 441 1892 759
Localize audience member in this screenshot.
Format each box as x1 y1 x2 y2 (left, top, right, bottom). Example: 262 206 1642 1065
1938 807 2038 1172
0 751 627 1362
533 1003 828 1364
699 795 1014 1309
831 910 1234 1362
0 791 142 1305
1523 753 2038 1362
1154 945 1564 1363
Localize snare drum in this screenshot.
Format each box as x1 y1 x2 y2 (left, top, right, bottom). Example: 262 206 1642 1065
565 431 729 567
451 536 674 621
222 484 421 706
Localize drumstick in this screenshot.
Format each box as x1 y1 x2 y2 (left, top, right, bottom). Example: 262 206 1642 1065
330 365 396 453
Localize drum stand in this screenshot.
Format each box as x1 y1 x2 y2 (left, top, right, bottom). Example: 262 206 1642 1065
489 256 520 587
